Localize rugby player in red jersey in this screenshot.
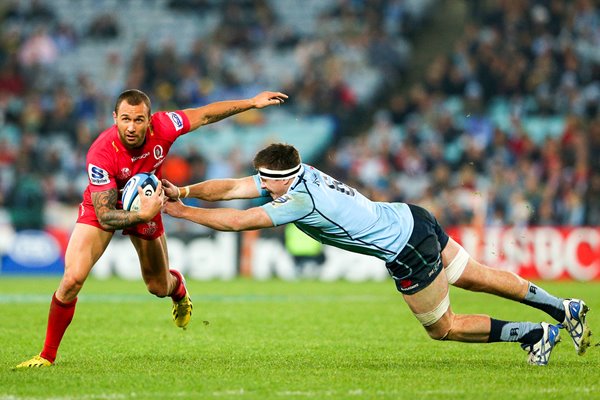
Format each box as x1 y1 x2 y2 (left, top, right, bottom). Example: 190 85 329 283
16 89 287 368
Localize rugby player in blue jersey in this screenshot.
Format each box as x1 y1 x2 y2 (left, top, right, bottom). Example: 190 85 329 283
162 143 591 365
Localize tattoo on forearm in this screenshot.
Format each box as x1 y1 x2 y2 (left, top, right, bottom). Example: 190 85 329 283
206 106 245 124
92 189 144 229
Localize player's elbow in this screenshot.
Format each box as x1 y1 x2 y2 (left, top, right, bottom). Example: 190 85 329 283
226 216 248 232
98 220 115 231
96 214 113 230
223 211 260 231
96 213 126 230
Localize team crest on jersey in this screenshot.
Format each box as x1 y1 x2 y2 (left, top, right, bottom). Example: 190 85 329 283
88 164 110 185
154 145 164 160
142 221 158 236
118 168 131 180
166 112 183 131
271 194 293 207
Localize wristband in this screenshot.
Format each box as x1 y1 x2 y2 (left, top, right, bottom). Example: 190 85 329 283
182 186 190 198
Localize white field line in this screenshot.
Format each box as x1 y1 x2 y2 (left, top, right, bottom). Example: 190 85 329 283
0 294 388 304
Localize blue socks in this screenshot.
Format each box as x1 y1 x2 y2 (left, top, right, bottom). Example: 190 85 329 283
489 319 543 344
521 282 565 322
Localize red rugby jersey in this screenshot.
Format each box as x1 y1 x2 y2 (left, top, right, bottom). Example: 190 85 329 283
82 110 191 209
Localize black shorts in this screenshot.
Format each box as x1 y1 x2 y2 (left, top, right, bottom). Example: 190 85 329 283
385 204 449 295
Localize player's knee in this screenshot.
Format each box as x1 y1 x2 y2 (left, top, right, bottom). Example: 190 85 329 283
61 273 86 293
414 292 452 340
423 313 455 341
426 325 452 341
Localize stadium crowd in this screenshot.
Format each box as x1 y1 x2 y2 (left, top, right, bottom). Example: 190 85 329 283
323 0 600 228
0 0 599 235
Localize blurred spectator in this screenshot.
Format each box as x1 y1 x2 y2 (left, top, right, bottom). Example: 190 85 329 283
18 26 58 68
87 13 120 40
0 57 25 95
167 0 212 13
52 22 78 54
162 155 192 187
26 0 55 23
41 85 78 142
5 148 45 230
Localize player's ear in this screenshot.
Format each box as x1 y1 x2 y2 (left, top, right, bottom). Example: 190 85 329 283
112 111 117 124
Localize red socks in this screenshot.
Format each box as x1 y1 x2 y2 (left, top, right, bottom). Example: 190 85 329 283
38 271 184 363
39 271 184 363
40 293 77 363
169 269 187 302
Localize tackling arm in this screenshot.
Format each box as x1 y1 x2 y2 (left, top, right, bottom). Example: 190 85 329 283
163 201 274 231
163 176 260 202
183 91 288 131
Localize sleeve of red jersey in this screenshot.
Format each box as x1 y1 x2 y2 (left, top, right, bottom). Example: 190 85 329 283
86 145 117 193
151 111 191 142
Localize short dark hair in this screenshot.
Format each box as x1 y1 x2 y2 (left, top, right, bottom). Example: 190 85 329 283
114 89 151 116
253 143 301 171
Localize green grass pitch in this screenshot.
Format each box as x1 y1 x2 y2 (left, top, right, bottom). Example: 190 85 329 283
1 277 598 399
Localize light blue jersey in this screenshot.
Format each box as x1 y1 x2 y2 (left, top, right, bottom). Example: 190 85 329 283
253 164 414 263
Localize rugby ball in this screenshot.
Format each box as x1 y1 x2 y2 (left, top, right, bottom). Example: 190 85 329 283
121 173 160 212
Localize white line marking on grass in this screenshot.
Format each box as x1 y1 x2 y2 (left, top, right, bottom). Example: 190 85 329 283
0 294 388 304
0 393 204 400
0 294 153 304
211 389 246 396
277 391 322 397
348 389 364 396
0 395 128 400
421 389 466 395
278 390 353 397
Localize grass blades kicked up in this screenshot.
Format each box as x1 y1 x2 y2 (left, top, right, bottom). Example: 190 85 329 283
1 277 599 399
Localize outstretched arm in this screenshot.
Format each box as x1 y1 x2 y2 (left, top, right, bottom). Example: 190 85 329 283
162 176 260 202
183 91 288 131
163 201 274 231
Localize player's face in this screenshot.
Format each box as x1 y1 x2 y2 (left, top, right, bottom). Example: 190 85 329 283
260 177 291 199
114 101 150 149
